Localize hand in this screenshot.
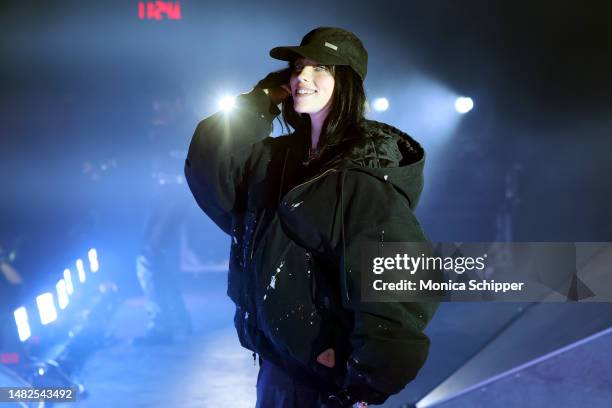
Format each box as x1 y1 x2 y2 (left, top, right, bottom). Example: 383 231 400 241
317 348 336 368
255 68 291 104
264 86 291 105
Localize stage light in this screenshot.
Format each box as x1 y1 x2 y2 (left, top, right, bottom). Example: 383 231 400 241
218 95 236 111
38 367 45 376
13 307 31 342
455 96 474 114
76 259 86 283
56 280 69 310
36 293 58 325
64 268 74 295
88 248 99 273
372 97 389 112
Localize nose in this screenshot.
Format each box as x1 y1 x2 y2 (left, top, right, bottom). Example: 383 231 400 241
297 66 314 82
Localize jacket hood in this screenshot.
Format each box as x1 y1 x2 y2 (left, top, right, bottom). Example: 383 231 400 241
331 119 425 210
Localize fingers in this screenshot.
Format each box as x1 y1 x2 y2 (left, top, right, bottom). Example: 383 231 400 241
316 348 336 368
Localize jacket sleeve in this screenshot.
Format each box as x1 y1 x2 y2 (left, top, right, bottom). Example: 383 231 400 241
336 171 439 403
184 89 279 234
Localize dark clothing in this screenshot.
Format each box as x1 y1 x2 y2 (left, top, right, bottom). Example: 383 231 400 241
185 89 439 404
256 359 328 408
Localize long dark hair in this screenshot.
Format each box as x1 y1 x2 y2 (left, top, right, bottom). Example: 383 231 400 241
280 62 367 150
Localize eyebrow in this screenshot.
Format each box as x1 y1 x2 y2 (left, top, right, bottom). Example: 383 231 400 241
294 58 319 65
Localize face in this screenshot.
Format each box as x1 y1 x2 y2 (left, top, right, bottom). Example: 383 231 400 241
290 58 335 116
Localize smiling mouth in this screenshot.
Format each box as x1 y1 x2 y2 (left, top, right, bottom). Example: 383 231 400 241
295 89 317 96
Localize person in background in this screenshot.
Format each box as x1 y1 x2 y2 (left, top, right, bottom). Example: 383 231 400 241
133 97 193 345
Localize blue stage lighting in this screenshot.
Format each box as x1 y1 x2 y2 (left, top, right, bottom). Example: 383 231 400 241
455 96 474 114
13 306 31 342
76 259 86 283
36 293 58 325
88 248 99 273
372 97 389 112
56 280 69 310
64 268 74 295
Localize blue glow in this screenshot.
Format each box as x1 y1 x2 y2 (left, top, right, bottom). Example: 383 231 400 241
56 280 69 310
63 268 74 295
36 293 58 325
88 248 99 273
13 307 31 342
38 367 45 376
76 258 86 283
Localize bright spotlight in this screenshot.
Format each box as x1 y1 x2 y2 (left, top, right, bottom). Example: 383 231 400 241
56 280 69 310
455 96 474 114
372 97 389 112
218 95 236 111
13 307 31 342
36 293 58 325
76 259 86 283
63 268 74 295
88 248 99 273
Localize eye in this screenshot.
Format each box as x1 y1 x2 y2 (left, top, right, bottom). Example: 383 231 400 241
314 65 328 72
293 64 304 72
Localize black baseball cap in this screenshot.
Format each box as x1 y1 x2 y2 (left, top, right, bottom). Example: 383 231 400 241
269 27 368 80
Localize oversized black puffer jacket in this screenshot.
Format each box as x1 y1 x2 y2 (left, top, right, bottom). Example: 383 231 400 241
185 88 439 404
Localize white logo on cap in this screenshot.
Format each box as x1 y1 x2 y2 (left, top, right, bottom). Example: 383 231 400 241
324 42 338 51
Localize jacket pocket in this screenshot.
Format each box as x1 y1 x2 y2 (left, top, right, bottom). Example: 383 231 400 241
255 232 325 366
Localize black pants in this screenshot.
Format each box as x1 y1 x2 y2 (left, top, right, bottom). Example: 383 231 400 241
256 360 329 408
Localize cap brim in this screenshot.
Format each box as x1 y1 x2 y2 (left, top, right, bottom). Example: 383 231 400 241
269 44 348 66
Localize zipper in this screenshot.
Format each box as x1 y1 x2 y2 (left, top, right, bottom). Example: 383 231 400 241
277 148 290 204
282 167 339 301
306 251 316 300
281 168 338 202
249 209 267 260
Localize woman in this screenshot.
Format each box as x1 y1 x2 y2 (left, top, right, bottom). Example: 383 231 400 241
185 27 438 407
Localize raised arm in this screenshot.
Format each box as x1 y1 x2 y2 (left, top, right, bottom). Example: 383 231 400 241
184 88 279 234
